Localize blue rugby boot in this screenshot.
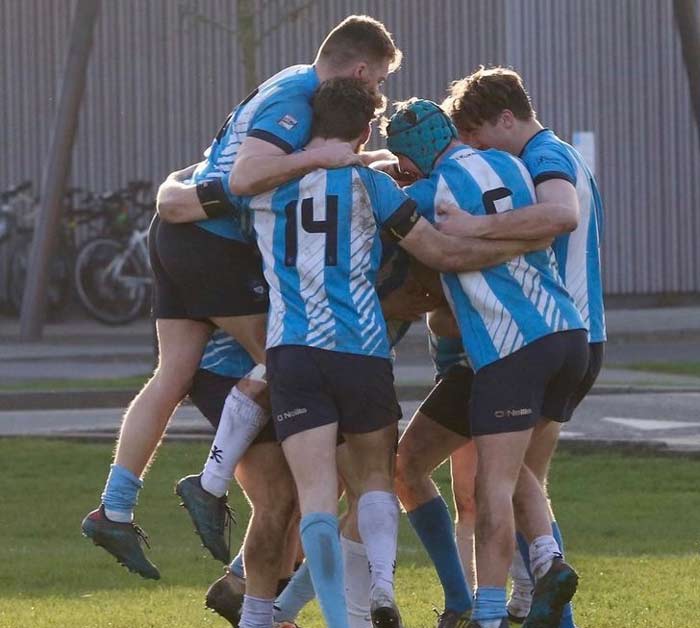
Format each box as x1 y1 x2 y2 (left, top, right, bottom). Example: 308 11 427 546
81 505 160 579
522 558 579 628
175 474 234 563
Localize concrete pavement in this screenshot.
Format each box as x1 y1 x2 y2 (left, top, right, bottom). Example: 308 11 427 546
1 307 699 453
2 392 700 453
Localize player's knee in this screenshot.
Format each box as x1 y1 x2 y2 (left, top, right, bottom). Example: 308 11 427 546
394 449 423 498
454 489 477 524
149 364 194 398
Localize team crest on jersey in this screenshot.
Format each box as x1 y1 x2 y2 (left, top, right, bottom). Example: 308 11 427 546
278 114 298 131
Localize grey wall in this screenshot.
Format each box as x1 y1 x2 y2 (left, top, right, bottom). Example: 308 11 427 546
2 0 699 295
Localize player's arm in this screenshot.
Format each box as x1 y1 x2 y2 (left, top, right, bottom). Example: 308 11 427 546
360 149 395 166
436 182 578 241
385 202 551 273
230 138 363 196
427 306 461 339
157 167 239 224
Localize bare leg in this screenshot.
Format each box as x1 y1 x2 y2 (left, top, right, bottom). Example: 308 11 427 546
450 440 478 591
473 429 534 587
394 411 467 511
114 318 211 476
235 442 297 599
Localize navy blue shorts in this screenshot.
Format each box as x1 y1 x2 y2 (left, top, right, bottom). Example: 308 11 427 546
570 341 605 410
470 330 589 436
267 345 402 442
188 368 276 444
418 365 474 439
149 215 269 320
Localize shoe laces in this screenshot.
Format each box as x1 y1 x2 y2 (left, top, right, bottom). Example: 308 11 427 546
132 523 151 550
434 607 469 628
220 501 236 555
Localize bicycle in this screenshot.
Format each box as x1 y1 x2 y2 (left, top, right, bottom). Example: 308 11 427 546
0 181 72 316
74 182 154 324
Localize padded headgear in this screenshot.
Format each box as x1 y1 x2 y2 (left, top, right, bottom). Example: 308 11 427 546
386 99 458 176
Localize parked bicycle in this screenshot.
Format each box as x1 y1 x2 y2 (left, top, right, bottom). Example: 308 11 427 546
74 181 154 324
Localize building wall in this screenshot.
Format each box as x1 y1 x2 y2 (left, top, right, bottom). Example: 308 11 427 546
1 0 699 295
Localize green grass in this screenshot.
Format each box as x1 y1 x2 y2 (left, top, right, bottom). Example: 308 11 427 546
623 361 700 378
0 375 149 392
1 440 699 627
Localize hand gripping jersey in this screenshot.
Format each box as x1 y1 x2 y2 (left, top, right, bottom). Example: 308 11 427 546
199 329 256 379
520 129 606 343
191 65 319 242
248 165 414 359
406 144 585 372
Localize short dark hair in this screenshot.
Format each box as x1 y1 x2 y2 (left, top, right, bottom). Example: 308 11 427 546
446 66 535 133
311 78 386 142
317 15 402 72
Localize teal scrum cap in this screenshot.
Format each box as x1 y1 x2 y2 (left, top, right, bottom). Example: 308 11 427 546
386 99 458 176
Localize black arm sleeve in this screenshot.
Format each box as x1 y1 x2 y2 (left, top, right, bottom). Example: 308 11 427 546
196 178 238 219
381 199 421 242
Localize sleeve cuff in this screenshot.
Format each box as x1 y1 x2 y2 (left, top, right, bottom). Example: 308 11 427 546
248 129 295 154
533 171 576 186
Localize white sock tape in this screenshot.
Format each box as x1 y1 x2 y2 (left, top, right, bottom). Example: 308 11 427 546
246 363 267 383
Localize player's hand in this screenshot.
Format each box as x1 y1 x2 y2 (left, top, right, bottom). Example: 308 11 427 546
360 149 395 166
312 142 363 169
371 159 418 186
436 202 485 237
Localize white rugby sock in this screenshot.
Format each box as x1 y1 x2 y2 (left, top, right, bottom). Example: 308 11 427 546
529 535 562 582
508 548 533 617
341 536 372 628
357 491 399 598
239 595 274 628
200 386 269 497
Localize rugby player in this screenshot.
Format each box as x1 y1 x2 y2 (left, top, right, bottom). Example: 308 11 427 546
384 98 589 628
199 244 439 628
441 67 606 627
188 330 301 625
81 14 403 582
245 78 550 628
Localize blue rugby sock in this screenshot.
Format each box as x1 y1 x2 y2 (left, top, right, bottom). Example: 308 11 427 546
472 586 507 623
552 521 576 628
300 513 349 628
229 551 245 578
516 531 534 582
407 496 472 612
274 561 316 622
101 464 142 522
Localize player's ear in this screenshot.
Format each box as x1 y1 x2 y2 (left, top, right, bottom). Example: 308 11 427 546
358 123 372 149
501 109 515 129
353 62 369 79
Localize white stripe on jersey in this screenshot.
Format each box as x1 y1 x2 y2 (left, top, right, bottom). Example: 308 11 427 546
564 152 593 327
296 170 336 350
349 170 383 346
251 190 284 346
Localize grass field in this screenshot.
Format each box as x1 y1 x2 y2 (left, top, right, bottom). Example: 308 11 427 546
1 439 699 628
624 362 700 378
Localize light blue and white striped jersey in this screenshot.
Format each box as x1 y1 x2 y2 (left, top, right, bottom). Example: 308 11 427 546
191 65 319 242
520 129 606 343
406 144 585 372
429 332 470 379
199 330 256 379
249 165 413 358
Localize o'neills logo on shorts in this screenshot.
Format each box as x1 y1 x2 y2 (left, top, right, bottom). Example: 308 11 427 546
495 408 533 418
276 408 308 422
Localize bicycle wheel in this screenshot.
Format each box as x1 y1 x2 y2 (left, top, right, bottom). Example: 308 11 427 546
7 234 71 316
74 238 147 324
